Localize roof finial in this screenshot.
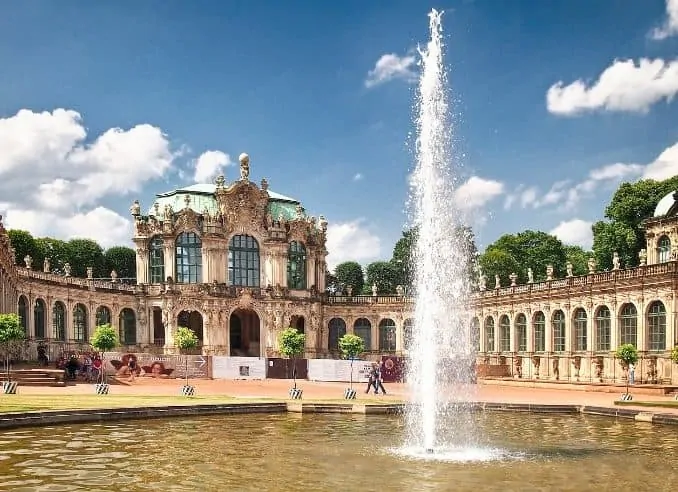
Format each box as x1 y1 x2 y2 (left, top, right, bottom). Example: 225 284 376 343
239 153 250 181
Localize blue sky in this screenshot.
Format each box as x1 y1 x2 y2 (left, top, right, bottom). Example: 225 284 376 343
0 0 677 268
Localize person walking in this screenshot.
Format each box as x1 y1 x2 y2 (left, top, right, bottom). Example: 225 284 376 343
375 360 387 395
365 363 379 394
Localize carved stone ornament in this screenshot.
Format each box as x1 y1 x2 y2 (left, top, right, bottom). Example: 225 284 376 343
239 153 250 181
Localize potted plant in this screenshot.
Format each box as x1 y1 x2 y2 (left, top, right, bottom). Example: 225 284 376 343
0 313 25 394
615 343 638 399
90 323 119 395
338 333 365 400
174 326 199 397
279 327 306 399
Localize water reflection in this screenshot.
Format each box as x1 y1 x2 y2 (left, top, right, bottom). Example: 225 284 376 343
0 413 675 491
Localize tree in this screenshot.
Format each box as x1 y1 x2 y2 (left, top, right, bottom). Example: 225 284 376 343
615 343 638 395
334 261 364 295
65 238 105 277
279 327 306 389
338 333 365 390
0 314 25 383
325 269 339 294
175 326 199 386
7 230 41 267
365 261 400 294
104 246 137 279
564 245 592 276
478 248 520 287
35 237 68 274
391 228 418 288
90 324 119 384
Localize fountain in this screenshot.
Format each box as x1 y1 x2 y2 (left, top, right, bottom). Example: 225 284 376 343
404 9 479 458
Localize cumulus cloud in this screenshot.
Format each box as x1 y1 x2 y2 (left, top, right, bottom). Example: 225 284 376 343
325 219 381 270
353 173 363 181
651 0 678 40
0 108 177 245
453 176 504 211
550 219 594 250
546 58 678 115
193 150 232 183
365 53 417 88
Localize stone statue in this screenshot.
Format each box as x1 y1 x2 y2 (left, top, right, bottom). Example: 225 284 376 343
509 272 517 287
346 285 353 296
86 266 93 279
566 262 573 277
527 268 534 284
239 153 250 181
639 248 647 266
372 283 378 296
130 199 141 216
23 255 32 269
215 175 226 189
396 284 404 296
587 257 596 274
612 252 620 270
260 178 269 191
546 264 554 281
153 202 160 217
318 215 328 232
183 194 191 209
295 204 304 219
111 270 118 282
43 257 50 273
163 204 174 220
478 271 487 291
64 263 72 277
494 274 501 289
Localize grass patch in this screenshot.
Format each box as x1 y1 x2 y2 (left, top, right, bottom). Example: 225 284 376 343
615 400 678 409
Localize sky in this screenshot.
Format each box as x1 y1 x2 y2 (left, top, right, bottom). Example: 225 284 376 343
1 0 678 270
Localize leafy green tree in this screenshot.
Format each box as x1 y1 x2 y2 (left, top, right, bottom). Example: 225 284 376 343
391 228 418 288
104 246 137 279
279 327 306 389
592 221 637 271
364 261 400 294
478 248 520 287
615 343 639 395
334 261 364 295
65 238 105 277
564 245 592 276
338 333 365 390
0 313 25 382
90 324 119 384
175 326 199 386
35 237 68 274
7 230 41 267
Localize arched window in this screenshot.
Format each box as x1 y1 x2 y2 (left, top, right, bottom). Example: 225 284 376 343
52 301 66 341
175 232 202 284
34 299 46 339
287 241 306 290
73 304 87 342
647 301 666 351
552 310 566 352
658 236 671 263
484 317 495 352
328 318 346 351
378 319 396 351
498 315 510 352
595 306 611 351
95 306 112 326
573 308 587 351
404 319 414 351
619 303 637 347
119 308 137 345
149 236 165 283
17 296 28 335
353 318 372 351
533 312 545 352
228 235 260 287
515 314 527 351
470 318 480 352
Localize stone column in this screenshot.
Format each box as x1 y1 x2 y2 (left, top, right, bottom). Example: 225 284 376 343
610 303 619 350
545 312 553 352
163 241 175 281
279 250 288 287
509 317 517 352
371 319 379 351
134 243 149 284
306 252 316 290
586 306 594 352
637 299 646 351
396 318 404 352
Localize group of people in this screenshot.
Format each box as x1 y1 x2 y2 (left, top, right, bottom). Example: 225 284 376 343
365 361 387 395
56 352 103 382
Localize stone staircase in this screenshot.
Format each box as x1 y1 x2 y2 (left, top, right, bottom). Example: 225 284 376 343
0 369 66 387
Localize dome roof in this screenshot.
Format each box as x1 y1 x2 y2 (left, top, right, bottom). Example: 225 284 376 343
653 190 678 217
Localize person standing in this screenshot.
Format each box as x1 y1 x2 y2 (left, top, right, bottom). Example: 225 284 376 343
365 363 379 394
375 360 387 395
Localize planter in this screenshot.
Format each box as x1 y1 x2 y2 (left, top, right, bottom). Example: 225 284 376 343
620 393 633 401
181 385 196 397
3 381 18 395
289 387 303 400
95 383 110 395
344 388 357 400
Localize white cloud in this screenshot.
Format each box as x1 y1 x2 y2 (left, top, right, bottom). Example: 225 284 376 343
326 219 381 270
550 219 594 250
642 142 678 180
651 0 678 40
365 53 417 88
453 176 504 211
546 58 678 115
193 150 232 183
353 173 363 181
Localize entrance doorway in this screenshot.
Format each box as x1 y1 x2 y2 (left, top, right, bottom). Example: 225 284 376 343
229 309 261 357
152 307 165 346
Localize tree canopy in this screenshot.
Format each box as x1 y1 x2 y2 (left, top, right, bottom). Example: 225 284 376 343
333 261 365 294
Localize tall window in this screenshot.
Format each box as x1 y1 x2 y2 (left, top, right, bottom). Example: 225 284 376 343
573 308 587 351
658 236 671 263
619 303 637 346
328 318 346 351
404 319 414 351
149 236 165 283
533 312 546 352
228 235 260 287
499 315 511 352
470 318 480 352
119 308 137 345
175 232 202 284
647 301 666 351
484 317 495 352
17 296 28 335
287 241 307 290
515 314 527 351
552 310 566 352
378 318 397 351
34 299 46 339
96 306 112 326
52 301 66 341
595 306 611 351
354 318 372 350
73 304 87 342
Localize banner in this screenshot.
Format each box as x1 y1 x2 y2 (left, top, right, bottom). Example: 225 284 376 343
212 356 267 380
103 352 209 380
307 359 373 383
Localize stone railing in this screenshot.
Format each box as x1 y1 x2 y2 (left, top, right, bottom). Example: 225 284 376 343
18 268 137 294
324 295 414 305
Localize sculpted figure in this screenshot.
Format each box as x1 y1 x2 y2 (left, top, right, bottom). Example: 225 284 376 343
587 257 596 274
509 272 517 287
478 272 487 291
64 263 72 277
130 199 141 216
527 268 534 284
639 248 647 266
24 255 32 269
612 252 620 270
43 257 50 273
372 283 378 296
546 264 554 281
566 262 573 277
494 274 501 289
239 153 250 181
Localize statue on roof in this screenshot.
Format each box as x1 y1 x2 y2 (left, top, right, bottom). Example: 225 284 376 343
130 200 141 216
239 153 250 181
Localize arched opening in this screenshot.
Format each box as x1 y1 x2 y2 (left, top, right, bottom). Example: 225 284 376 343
229 309 260 357
175 232 202 284
327 318 346 351
552 310 565 352
152 307 165 346
148 236 165 283
95 305 112 326
619 303 637 347
290 315 305 335
498 315 510 352
403 319 414 351
484 316 495 352
287 241 307 290
573 308 587 351
178 310 204 346
647 301 666 351
17 295 28 335
34 298 46 339
353 318 372 351
119 308 137 345
52 301 66 341
595 306 611 351
515 314 527 351
378 318 396 351
658 235 671 263
73 303 88 342
228 234 260 287
533 312 545 352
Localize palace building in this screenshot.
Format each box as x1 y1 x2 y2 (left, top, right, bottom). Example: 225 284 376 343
1 153 676 384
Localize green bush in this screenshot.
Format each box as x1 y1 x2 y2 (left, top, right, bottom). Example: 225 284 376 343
338 333 365 389
279 327 306 389
0 313 25 382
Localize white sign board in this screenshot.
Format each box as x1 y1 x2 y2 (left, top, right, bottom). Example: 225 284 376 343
307 359 373 383
212 356 266 380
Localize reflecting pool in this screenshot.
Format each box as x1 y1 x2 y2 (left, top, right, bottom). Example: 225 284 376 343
0 412 676 491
